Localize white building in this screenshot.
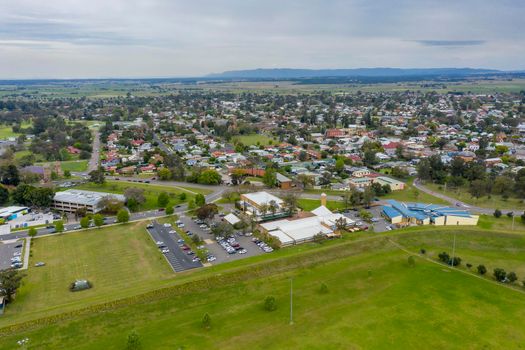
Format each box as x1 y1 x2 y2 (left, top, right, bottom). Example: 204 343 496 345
53 190 126 213
260 206 353 246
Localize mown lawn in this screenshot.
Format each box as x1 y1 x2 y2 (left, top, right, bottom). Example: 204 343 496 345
297 198 345 211
73 181 211 210
34 160 88 172
2 222 173 326
425 182 525 210
233 134 277 146
2 228 525 349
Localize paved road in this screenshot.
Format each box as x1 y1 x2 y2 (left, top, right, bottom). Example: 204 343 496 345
146 220 202 272
413 179 511 215
153 133 172 154
87 130 100 173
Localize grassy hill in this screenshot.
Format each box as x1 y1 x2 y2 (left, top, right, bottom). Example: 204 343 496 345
1 225 525 348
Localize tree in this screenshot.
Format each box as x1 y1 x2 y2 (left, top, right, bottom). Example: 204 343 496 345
117 209 130 223
0 164 20 186
165 205 174 215
362 187 374 208
0 185 9 205
195 193 206 207
230 169 246 185
493 209 502 218
363 150 377 166
63 170 71 178
187 199 196 210
126 330 141 350
99 197 124 214
196 204 218 221
407 256 416 267
282 192 299 214
335 217 347 233
157 167 172 181
264 296 277 311
54 220 64 233
477 264 487 275
469 179 487 200
359 209 372 222
335 158 345 174
198 169 221 185
202 313 212 329
88 167 105 184
262 168 277 187
124 188 146 206
0 268 25 303
494 268 507 282
28 227 37 237
93 214 104 228
178 192 187 201
157 192 170 207
80 216 90 228
507 272 518 283
211 221 233 237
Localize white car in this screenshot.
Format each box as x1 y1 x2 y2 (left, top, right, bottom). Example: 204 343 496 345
13 252 22 257
169 230 176 234
177 223 185 228
161 248 169 254
156 241 164 246
199 224 207 229
163 223 172 227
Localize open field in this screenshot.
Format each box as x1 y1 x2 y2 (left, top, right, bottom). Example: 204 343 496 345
425 182 525 211
2 226 525 348
232 134 277 146
73 180 211 210
1 222 173 326
34 160 88 172
297 198 345 211
305 178 449 205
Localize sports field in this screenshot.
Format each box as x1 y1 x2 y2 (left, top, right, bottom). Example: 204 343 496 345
1 226 525 348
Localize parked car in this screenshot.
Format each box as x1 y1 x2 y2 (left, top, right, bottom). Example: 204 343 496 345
35 262 46 267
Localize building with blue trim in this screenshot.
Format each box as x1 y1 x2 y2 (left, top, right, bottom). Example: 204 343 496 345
381 200 478 226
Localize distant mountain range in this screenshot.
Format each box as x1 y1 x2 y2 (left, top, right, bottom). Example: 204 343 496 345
207 68 502 79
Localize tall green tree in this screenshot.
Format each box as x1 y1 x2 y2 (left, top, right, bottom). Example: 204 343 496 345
0 268 25 303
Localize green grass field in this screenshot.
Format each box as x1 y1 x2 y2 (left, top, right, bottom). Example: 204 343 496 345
233 134 277 146
2 222 173 326
297 198 345 211
73 181 211 210
2 226 525 348
425 182 525 210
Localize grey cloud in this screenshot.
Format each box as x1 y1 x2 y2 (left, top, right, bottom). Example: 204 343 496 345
414 40 486 47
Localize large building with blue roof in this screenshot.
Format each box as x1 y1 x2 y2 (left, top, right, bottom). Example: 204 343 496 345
381 200 479 226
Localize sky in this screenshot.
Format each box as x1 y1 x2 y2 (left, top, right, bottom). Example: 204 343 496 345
0 0 523 79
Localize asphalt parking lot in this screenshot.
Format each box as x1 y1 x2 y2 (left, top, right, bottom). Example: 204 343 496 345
146 221 202 272
177 213 264 264
0 240 24 270
342 205 391 233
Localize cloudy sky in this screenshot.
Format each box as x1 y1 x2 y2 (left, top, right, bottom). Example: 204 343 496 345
0 0 523 79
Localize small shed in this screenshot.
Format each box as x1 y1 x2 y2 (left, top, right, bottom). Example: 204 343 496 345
224 213 241 226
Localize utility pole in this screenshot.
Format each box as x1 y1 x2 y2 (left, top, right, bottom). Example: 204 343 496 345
290 277 294 325
512 214 515 231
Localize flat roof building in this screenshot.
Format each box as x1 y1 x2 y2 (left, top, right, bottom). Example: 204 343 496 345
53 190 126 213
239 191 289 222
382 200 478 226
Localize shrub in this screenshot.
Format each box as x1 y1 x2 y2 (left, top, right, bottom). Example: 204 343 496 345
319 283 329 294
507 272 518 283
420 248 426 254
202 313 211 329
493 209 502 218
264 296 277 311
493 268 507 282
477 264 487 275
407 256 416 267
466 263 472 269
165 205 174 215
449 256 461 267
507 211 514 218
126 330 141 350
438 252 450 263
